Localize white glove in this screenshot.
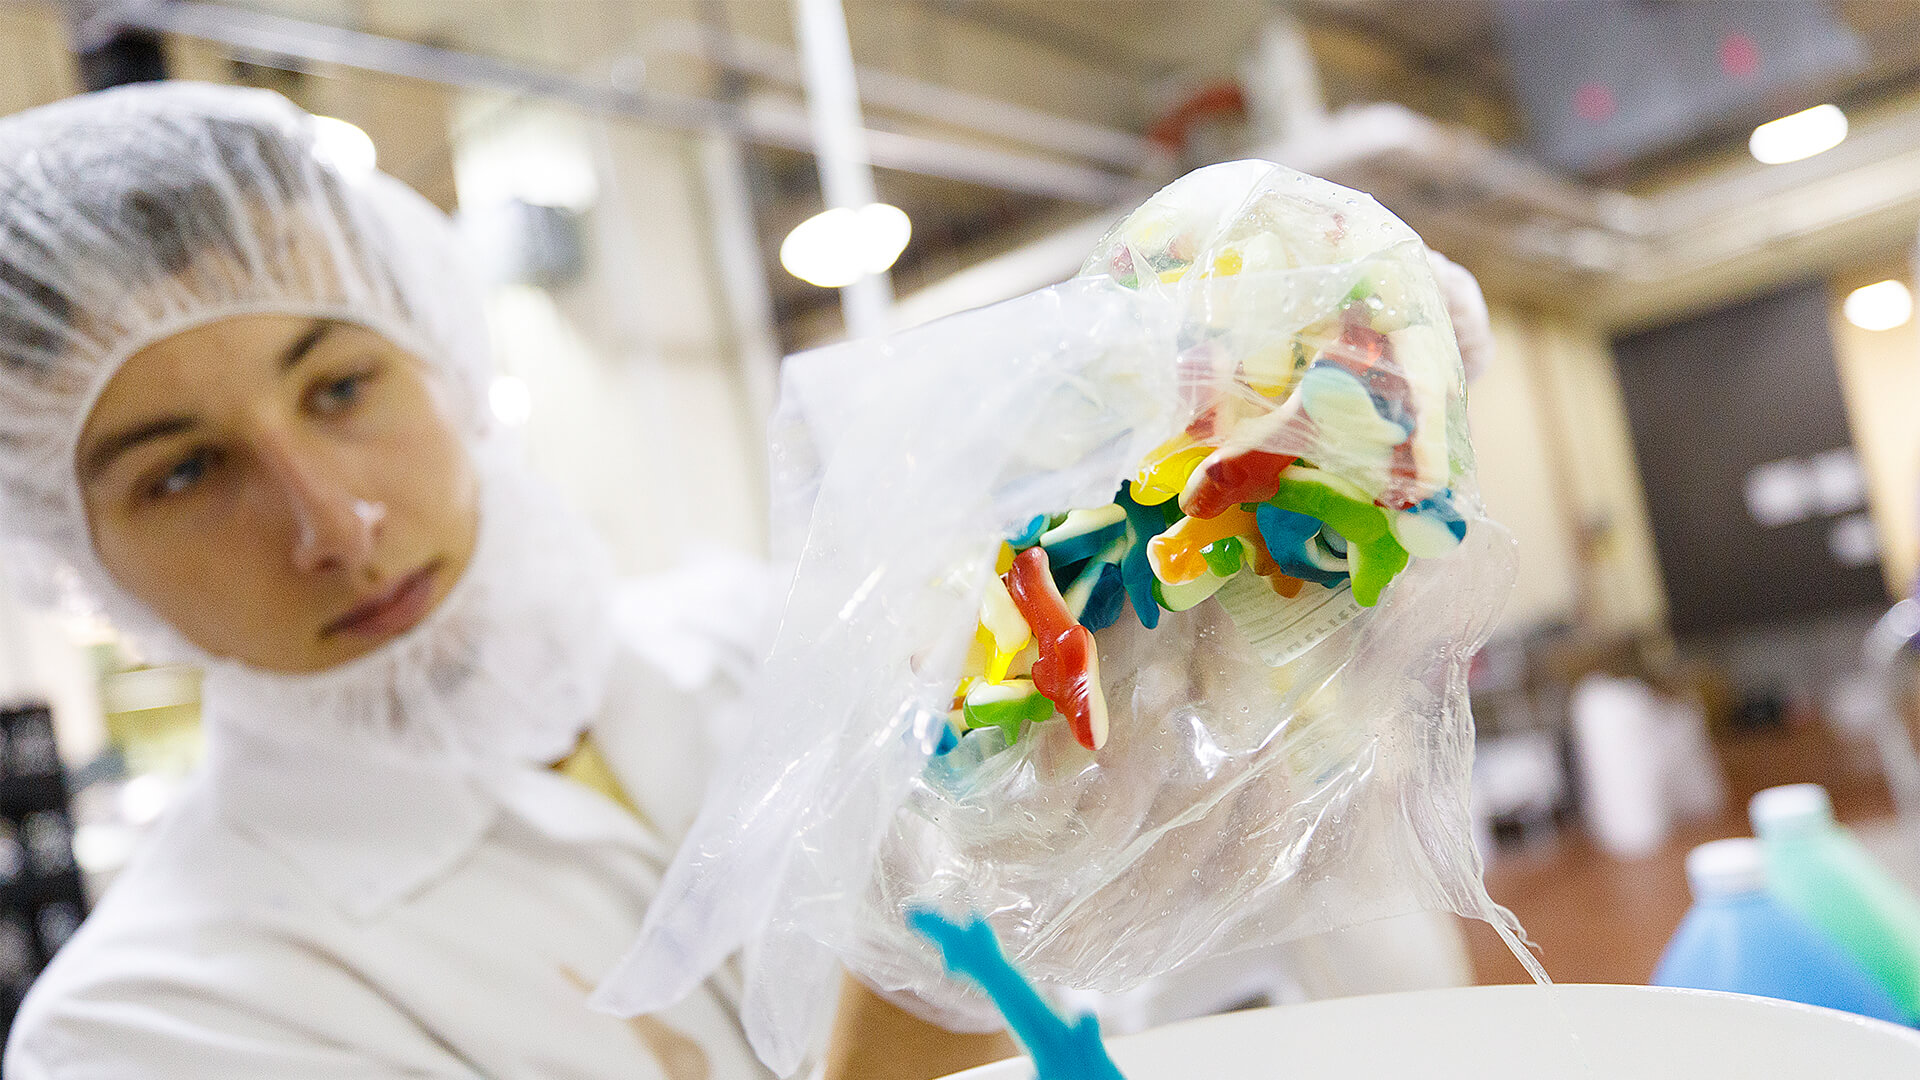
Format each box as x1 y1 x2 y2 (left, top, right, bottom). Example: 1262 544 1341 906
1427 250 1494 383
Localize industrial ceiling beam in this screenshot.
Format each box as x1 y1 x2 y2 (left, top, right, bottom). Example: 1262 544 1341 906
91 0 1132 204
643 18 1155 171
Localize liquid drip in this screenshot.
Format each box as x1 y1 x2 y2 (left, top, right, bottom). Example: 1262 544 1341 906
1488 903 1600 1080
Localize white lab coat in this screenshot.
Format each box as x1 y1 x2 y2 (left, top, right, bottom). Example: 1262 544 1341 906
3 651 771 1079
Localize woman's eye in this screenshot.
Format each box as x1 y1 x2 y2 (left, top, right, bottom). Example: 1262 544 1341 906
147 450 213 500
310 370 372 415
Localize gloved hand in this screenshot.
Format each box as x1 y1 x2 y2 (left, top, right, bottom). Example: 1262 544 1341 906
859 597 1374 1031
1427 250 1494 383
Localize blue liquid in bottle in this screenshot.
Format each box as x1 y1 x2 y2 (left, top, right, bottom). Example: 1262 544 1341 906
1653 837 1911 1025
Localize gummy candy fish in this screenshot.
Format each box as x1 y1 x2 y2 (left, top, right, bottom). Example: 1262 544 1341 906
1005 547 1109 751
1115 482 1173 630
940 172 1473 757
964 679 1055 742
908 908 1127 1080
1179 447 1295 521
1265 466 1409 607
1146 505 1259 586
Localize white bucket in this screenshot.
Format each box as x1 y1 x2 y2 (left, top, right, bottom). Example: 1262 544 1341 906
940 984 1920 1079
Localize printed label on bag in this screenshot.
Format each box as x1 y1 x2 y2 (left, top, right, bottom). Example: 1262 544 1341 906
1213 571 1363 667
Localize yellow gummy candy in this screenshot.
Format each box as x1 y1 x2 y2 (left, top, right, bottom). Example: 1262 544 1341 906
1242 341 1302 398
1004 641 1037 679
1132 439 1213 506
961 625 992 682
981 575 1032 651
987 647 1018 684
979 574 1032 686
1211 249 1243 276
951 675 978 710
995 540 1016 575
1126 215 1177 253
953 623 992 706
1234 231 1295 276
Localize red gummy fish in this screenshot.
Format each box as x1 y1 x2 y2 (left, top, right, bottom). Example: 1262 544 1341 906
1002 547 1109 750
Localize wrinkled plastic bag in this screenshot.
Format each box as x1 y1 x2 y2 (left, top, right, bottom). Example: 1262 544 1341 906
595 160 1536 1074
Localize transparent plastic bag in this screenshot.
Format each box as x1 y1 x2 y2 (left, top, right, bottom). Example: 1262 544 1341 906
595 160 1536 1074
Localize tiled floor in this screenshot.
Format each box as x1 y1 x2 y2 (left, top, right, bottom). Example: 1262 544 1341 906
1462 721 1905 985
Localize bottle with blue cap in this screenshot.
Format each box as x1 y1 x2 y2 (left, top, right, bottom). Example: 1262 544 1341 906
1653 836 1910 1023
1751 783 1920 1021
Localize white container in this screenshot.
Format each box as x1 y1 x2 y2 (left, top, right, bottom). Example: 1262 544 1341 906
940 984 1920 1079
1570 675 1672 857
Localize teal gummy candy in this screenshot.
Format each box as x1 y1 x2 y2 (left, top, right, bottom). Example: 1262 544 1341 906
1254 503 1348 590
1061 536 1127 628
1009 514 1050 549
1042 519 1127 569
1391 492 1467 558
1115 482 1172 630
1076 563 1126 633
1267 475 1409 606
908 907 1127 1080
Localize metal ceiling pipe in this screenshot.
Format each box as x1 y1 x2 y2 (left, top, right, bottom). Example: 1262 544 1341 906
896 96 1920 327
792 0 891 338
644 19 1154 172
1261 100 1920 289
698 130 781 535
886 101 1657 317
1241 12 1326 148
94 0 1130 205
1261 103 1654 238
1261 102 1920 323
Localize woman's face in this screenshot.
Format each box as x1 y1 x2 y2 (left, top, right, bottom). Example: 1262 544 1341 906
76 314 479 673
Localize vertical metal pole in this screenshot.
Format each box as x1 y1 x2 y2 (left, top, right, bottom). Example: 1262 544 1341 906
699 132 781 548
1242 11 1326 146
792 0 892 338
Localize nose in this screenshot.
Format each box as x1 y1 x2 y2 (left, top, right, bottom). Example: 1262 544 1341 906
255 434 386 578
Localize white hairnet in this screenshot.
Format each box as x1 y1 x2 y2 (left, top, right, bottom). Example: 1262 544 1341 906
0 82 613 765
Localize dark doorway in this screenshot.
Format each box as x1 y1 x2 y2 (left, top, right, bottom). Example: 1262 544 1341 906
1612 280 1887 635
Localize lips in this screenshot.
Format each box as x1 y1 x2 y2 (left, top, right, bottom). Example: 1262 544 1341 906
324 562 441 639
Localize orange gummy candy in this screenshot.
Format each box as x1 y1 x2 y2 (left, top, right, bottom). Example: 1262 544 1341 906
1145 505 1259 585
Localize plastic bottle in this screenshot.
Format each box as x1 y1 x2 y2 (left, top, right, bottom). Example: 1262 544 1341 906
1652 838 1909 1023
1751 783 1920 1020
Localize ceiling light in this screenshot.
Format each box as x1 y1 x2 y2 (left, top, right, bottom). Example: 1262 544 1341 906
311 115 377 176
453 112 600 212
780 203 912 288
118 774 174 827
1843 279 1913 332
1748 104 1847 165
489 375 533 426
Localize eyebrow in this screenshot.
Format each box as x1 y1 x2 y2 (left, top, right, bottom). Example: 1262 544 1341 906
80 319 336 482
79 416 197 483
280 319 334 371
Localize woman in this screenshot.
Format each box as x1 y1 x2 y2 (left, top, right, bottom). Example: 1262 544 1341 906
0 83 1007 1079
